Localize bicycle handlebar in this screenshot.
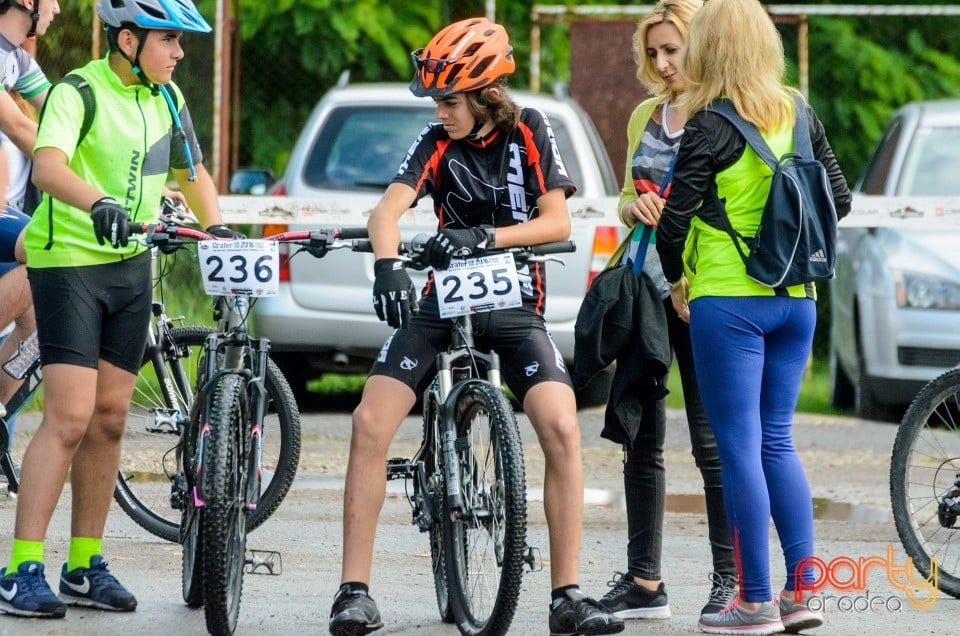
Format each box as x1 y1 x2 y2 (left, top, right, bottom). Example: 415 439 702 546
130 218 369 255
351 235 576 268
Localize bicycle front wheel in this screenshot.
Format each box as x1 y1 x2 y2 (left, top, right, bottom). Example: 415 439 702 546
202 374 249 635
115 326 301 542
891 367 960 598
444 381 526 636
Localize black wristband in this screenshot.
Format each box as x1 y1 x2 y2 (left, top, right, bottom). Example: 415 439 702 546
480 225 496 250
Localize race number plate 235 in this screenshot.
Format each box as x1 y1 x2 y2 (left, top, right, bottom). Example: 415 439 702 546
197 240 280 297
437 253 522 318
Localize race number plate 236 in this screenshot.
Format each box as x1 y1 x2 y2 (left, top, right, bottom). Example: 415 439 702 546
197 240 280 297
437 253 522 319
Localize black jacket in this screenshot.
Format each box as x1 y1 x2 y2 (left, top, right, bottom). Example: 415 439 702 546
573 264 671 446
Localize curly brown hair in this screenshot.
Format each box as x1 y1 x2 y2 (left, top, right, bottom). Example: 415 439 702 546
464 79 520 133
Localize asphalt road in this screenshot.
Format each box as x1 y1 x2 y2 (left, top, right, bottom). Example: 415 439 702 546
0 407 953 635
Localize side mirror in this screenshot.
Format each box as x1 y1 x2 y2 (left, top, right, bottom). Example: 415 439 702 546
229 168 276 195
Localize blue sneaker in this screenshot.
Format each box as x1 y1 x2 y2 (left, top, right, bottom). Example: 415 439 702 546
0 561 67 617
59 556 137 611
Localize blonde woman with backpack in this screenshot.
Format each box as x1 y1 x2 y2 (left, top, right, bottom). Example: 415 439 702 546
654 0 851 633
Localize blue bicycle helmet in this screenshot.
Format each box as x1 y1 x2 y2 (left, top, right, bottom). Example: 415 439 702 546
96 0 212 33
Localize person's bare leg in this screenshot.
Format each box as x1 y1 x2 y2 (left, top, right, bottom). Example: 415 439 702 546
339 375 416 584
523 381 583 588
0 273 34 404
70 360 137 538
14 363 97 541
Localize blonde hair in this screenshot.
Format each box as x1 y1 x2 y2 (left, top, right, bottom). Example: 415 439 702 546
633 0 703 101
677 0 794 133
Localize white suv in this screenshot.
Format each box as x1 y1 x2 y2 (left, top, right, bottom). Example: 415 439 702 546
246 82 622 405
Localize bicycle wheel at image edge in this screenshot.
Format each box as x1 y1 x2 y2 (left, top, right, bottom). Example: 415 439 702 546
444 381 527 636
202 374 249 635
115 326 301 542
890 367 960 598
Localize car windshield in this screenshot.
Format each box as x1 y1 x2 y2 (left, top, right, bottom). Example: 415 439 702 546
899 125 960 196
302 105 583 193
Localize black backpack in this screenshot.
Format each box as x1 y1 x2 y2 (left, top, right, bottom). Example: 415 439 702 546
707 95 837 289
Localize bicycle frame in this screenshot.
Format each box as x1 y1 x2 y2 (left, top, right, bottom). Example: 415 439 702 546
191 292 270 509
0 352 41 495
432 314 502 519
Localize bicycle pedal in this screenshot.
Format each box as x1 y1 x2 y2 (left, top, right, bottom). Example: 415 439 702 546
523 546 543 572
386 457 414 480
245 549 282 575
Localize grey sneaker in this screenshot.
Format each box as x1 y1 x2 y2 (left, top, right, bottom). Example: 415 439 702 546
329 584 383 635
599 572 670 619
698 599 784 635
701 572 739 616
778 590 823 633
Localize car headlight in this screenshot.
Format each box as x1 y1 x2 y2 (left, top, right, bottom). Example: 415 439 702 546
895 272 960 310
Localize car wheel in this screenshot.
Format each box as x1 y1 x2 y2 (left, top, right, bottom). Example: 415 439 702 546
829 351 855 410
855 376 903 423
271 352 323 412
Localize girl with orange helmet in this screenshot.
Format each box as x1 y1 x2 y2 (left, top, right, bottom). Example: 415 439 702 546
330 17 624 636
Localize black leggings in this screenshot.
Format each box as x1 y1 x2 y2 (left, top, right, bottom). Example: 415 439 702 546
622 298 736 581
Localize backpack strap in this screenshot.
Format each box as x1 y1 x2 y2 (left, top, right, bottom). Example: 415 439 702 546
703 95 814 264
38 74 95 148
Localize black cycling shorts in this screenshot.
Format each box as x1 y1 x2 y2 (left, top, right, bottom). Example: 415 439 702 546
27 251 152 374
370 293 573 405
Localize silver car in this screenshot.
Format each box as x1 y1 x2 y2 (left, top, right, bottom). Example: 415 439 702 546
830 99 960 421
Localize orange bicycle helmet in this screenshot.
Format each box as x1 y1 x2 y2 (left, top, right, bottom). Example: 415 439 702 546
409 17 515 98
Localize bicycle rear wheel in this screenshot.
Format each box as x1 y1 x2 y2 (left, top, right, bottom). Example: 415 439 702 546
891 367 960 598
202 374 249 635
444 381 526 636
115 326 301 542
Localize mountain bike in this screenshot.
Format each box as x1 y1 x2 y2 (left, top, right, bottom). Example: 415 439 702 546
114 200 302 544
132 217 366 636
369 236 575 636
891 366 960 598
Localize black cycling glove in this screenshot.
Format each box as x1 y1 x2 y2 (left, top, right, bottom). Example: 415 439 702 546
373 258 418 329
91 197 130 248
422 227 490 270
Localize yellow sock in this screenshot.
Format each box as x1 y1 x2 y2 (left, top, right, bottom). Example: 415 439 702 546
67 537 102 572
7 539 44 573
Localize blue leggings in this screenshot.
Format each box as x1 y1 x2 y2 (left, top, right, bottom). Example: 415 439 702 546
689 296 816 602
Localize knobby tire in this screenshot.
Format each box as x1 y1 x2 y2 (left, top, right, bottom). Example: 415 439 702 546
891 367 960 598
202 374 248 635
443 382 526 636
115 326 301 542
423 399 454 623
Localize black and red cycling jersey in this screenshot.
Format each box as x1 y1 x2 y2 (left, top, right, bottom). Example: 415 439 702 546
392 107 576 314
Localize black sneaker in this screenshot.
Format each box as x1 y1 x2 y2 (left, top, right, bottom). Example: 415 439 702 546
701 572 739 616
59 555 137 611
329 584 383 636
598 572 670 619
0 561 66 618
549 589 625 635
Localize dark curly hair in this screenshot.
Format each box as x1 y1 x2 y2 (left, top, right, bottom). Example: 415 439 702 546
464 79 520 133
